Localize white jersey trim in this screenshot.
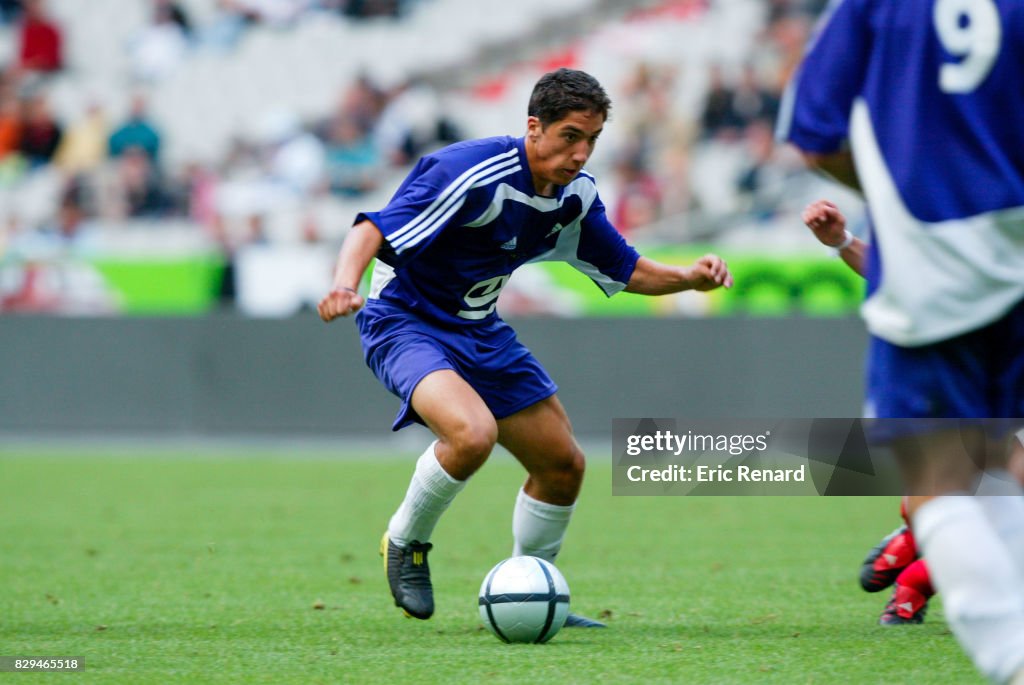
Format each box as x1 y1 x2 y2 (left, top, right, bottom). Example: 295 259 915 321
851 99 1024 345
368 259 397 299
464 173 598 227
517 176 626 296
463 173 626 296
393 160 523 254
532 219 627 296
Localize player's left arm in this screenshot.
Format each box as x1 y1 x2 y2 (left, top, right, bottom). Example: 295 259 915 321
624 255 733 295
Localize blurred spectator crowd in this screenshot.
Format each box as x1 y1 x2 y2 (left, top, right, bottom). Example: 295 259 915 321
0 0 458 256
0 0 853 314
598 0 834 240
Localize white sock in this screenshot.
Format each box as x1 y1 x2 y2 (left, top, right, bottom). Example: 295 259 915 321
974 471 1024 577
512 488 575 563
914 496 1024 683
387 441 466 548
974 469 1023 496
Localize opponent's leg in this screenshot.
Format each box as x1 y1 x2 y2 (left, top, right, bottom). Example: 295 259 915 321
974 437 1024 576
879 559 932 625
899 430 1024 683
860 522 916 593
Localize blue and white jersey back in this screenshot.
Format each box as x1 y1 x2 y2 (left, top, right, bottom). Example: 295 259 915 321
357 136 639 325
778 0 1024 346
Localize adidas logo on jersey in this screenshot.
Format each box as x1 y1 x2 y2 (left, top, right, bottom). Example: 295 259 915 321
500 237 517 251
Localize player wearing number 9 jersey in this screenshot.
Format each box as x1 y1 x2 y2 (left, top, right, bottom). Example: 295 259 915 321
780 0 1024 351
356 133 639 430
780 2 1024 683
317 68 733 626
359 136 637 328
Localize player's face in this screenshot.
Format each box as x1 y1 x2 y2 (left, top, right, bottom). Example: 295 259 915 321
526 109 604 195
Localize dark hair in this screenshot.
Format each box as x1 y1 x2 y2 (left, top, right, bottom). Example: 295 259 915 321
528 68 611 127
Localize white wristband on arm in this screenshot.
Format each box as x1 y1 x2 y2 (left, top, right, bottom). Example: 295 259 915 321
833 230 855 251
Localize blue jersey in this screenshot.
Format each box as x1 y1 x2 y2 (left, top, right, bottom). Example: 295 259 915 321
357 136 639 325
778 0 1024 346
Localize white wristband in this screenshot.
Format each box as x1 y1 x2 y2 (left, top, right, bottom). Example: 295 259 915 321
832 230 855 251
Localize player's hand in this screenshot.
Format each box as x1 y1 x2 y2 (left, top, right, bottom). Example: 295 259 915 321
684 254 733 291
802 200 847 247
318 287 364 322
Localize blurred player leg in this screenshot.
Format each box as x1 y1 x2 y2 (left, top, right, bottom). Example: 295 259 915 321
899 430 1024 683
1009 430 1024 485
975 432 1024 575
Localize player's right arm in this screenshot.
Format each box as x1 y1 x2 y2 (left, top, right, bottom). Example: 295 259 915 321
776 0 869 188
800 150 861 192
318 220 384 322
802 199 866 278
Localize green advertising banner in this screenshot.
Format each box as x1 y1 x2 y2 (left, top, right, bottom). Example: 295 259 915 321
533 246 863 317
92 255 228 314
2 247 862 316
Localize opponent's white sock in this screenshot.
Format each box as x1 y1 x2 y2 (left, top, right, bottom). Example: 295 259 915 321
974 469 1023 496
914 496 1024 684
387 441 466 548
975 470 1024 577
512 488 575 563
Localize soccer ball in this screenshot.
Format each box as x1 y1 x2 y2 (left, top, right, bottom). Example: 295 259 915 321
478 556 570 643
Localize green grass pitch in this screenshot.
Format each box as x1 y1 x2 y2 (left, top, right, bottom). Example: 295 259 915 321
0 446 981 684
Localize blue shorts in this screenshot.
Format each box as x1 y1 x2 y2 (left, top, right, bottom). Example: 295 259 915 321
356 301 558 431
867 298 1024 421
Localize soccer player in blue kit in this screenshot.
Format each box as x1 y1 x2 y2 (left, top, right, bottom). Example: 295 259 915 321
779 1 1024 681
318 68 733 627
804 200 1024 629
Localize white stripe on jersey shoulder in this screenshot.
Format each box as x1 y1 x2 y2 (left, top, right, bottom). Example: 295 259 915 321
393 161 522 253
389 148 518 248
463 174 598 228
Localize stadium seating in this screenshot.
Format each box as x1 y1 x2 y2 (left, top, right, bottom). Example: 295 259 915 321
0 0 859 316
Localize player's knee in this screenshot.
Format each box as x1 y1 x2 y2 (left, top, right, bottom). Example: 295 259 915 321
540 443 586 498
447 420 498 464
563 445 586 484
